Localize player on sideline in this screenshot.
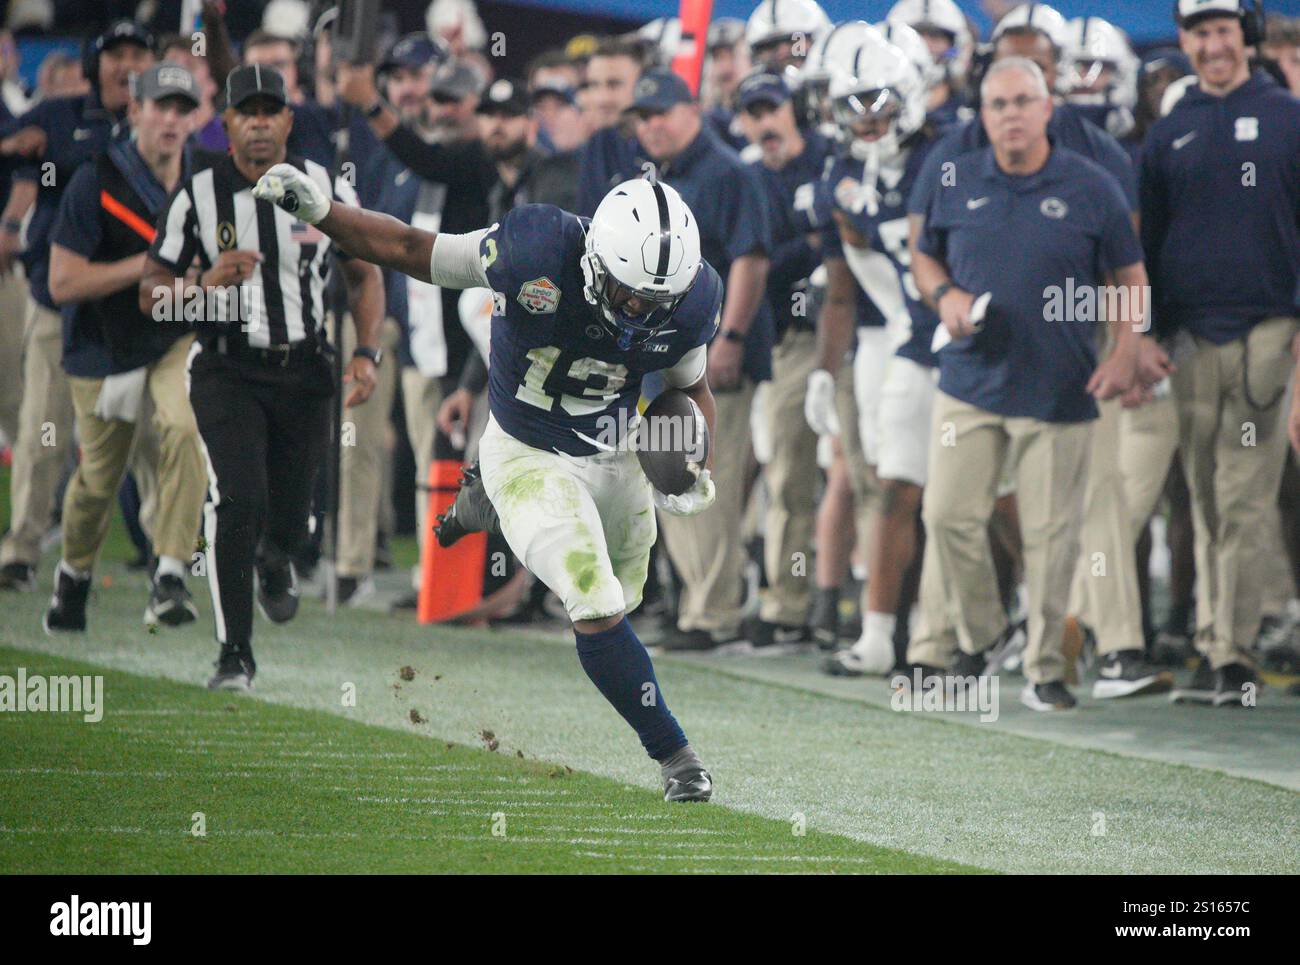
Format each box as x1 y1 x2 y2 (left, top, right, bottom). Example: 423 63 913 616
252 167 721 802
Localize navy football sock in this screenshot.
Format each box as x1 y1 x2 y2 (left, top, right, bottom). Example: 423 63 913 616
574 617 687 761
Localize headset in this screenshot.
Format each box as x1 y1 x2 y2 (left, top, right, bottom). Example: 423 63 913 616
82 20 155 94
1173 0 1265 47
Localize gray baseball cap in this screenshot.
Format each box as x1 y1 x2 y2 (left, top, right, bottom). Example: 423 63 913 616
131 63 200 107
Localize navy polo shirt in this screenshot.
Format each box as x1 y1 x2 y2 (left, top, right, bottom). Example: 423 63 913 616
1140 71 1300 344
908 99 1138 218
748 128 832 340
918 145 1143 423
575 125 642 218
636 124 775 382
1 92 127 310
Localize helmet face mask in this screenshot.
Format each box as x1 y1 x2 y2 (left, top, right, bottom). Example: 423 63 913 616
581 242 696 348
831 86 904 134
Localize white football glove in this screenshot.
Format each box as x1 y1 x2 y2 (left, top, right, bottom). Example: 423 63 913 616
653 468 715 517
804 368 840 436
252 162 331 224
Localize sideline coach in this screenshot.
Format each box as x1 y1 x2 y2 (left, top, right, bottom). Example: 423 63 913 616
141 65 384 691
1141 0 1300 703
912 58 1148 712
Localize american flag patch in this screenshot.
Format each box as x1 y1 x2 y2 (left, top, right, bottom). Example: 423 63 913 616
291 222 324 244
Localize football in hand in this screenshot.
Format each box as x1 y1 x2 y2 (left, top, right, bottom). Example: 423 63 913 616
635 389 710 496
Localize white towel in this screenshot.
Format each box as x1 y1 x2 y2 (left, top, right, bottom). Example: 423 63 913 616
92 367 148 423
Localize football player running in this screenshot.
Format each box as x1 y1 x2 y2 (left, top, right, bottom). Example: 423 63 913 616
252 169 721 803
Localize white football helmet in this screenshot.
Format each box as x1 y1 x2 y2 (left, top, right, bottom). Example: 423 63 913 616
990 2 1070 52
828 33 926 167
636 17 683 69
1061 17 1138 110
802 21 882 125
886 0 974 85
746 0 832 65
876 19 938 90
582 178 703 347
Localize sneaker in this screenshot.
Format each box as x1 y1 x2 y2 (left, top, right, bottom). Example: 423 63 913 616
144 573 198 627
950 648 989 678
1212 663 1259 708
434 461 501 548
43 564 90 633
809 588 841 651
1021 680 1077 711
663 765 712 803
823 631 894 676
1170 656 1216 703
0 561 36 592
207 650 256 691
334 574 376 607
256 558 299 624
658 628 732 652
1092 650 1173 699
744 616 809 649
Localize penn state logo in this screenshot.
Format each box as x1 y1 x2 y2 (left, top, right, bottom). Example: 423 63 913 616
1040 197 1068 220
1234 117 1258 142
517 276 560 314
884 189 903 208
585 324 604 339
635 77 658 100
217 221 236 250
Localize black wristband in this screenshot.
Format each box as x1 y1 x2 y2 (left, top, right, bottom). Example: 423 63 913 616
721 328 745 344
1 218 21 234
930 281 956 307
365 99 386 120
353 345 382 366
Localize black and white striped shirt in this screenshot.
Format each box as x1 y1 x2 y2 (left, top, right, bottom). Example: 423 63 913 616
149 154 358 348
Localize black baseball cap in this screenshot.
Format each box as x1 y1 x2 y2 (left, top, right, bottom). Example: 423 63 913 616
477 78 529 116
381 33 445 72
629 69 694 114
430 61 482 101
736 70 791 111
131 63 200 107
96 19 155 57
224 64 288 110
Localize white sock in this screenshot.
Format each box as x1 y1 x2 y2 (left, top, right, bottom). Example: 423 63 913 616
859 611 896 651
59 559 90 581
156 555 186 580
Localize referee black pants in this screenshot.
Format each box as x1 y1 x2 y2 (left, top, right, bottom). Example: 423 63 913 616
188 342 333 652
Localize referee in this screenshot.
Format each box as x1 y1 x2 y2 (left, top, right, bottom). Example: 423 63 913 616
140 65 384 691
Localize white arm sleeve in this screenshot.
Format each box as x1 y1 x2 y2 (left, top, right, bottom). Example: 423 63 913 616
429 229 491 289
662 344 708 389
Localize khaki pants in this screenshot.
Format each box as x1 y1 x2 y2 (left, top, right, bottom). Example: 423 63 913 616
1068 396 1144 653
659 379 754 636
0 300 74 567
0 267 27 445
401 365 443 552
760 330 819 625
62 335 204 572
1171 316 1299 668
335 317 401 578
922 391 1092 684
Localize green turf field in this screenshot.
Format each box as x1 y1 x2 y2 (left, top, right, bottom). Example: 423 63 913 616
0 472 1297 874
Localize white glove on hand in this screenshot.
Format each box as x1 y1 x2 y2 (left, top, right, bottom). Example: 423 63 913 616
804 368 840 436
252 163 331 224
653 468 715 517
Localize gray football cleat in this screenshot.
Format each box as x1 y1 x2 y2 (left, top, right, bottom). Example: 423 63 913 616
664 765 713 802
434 460 502 548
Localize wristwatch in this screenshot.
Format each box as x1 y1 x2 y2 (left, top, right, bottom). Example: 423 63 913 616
353 345 383 366
365 99 387 120
721 328 745 344
930 281 956 307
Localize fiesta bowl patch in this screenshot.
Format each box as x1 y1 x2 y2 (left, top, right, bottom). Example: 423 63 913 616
518 277 560 314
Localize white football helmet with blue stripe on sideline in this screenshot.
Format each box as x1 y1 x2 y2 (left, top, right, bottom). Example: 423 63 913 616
581 178 703 348
746 0 832 64
876 19 939 90
991 2 1070 52
1061 16 1138 110
886 0 975 85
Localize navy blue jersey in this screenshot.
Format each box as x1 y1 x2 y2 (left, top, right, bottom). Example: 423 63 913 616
481 204 723 456
908 100 1138 218
1140 71 1300 343
749 129 833 339
1 92 127 310
813 172 886 330
918 146 1143 423
823 132 943 367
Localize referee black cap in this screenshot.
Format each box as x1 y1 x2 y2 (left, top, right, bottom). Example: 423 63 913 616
225 64 288 111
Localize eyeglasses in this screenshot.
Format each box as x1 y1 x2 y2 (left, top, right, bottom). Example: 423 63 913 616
984 94 1045 114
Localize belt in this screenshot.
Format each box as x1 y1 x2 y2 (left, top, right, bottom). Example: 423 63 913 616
207 334 322 368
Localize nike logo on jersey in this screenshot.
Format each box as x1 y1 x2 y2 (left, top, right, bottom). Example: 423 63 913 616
1172 131 1197 150
966 197 990 210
